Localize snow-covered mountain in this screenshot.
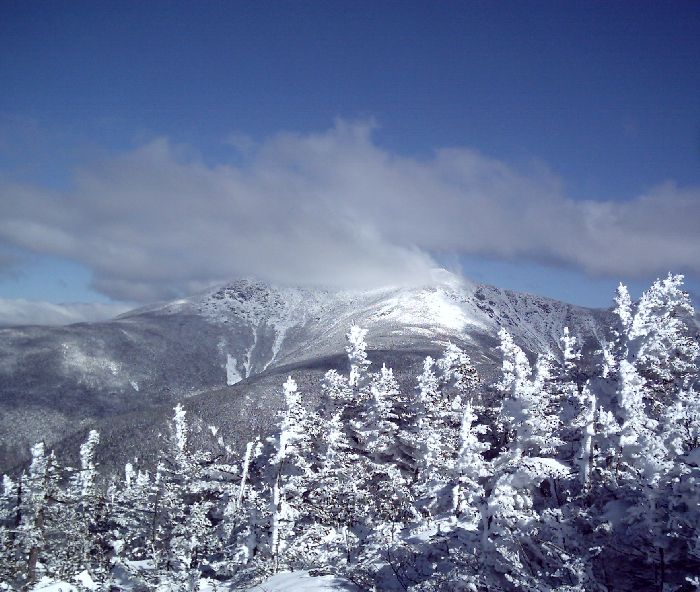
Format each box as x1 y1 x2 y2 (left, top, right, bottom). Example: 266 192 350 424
5 272 698 592
0 271 611 472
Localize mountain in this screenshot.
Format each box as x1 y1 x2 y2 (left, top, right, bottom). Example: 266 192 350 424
0 270 611 473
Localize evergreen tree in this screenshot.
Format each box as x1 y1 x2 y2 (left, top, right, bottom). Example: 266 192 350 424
268 377 312 572
599 275 700 588
573 384 597 491
2 276 698 591
498 330 563 459
364 364 402 459
0 474 20 584
346 325 371 389
453 401 490 523
150 405 217 591
629 274 699 401
71 431 105 577
412 356 444 495
112 461 153 568
12 443 63 589
438 342 480 405
415 345 480 514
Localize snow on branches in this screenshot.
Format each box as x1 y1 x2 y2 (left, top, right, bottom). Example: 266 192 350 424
2 275 699 591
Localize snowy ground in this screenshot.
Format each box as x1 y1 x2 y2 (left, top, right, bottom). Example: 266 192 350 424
240 571 356 591
29 571 356 592
31 571 95 591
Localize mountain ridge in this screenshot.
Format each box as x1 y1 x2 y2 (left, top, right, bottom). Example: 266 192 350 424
0 271 611 473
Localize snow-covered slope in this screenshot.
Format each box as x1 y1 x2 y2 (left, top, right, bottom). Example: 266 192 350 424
120 270 607 375
31 570 356 592
0 271 611 472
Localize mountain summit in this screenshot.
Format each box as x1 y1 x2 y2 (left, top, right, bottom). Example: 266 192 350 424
0 273 608 472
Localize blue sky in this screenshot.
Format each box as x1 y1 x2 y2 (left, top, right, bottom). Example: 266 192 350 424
1 1 699 320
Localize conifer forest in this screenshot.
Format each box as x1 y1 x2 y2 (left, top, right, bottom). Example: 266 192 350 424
2 275 700 591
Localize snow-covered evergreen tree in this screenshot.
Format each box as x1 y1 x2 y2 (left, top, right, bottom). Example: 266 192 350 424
453 401 490 524
590 404 621 488
498 330 563 459
112 461 153 568
69 430 105 577
321 369 354 414
268 377 312 572
221 438 265 572
346 325 371 389
629 274 699 400
573 384 597 491
0 474 20 584
438 342 480 404
415 345 480 513
595 274 700 589
412 357 443 492
150 405 218 591
2 276 697 591
560 326 581 375
617 360 673 484
12 443 63 588
362 363 401 459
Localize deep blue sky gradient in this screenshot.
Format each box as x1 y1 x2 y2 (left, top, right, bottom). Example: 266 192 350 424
1 1 699 307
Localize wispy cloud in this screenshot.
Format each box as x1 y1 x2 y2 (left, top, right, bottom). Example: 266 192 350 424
0 299 131 326
1 120 698 302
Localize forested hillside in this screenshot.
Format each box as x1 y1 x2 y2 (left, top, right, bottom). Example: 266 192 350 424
0 273 607 475
1 275 699 591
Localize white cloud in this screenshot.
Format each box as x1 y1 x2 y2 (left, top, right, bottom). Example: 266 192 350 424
0 299 131 326
0 120 698 302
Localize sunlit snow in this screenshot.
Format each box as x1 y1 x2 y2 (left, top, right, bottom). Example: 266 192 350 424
374 287 482 333
241 570 355 591
226 353 242 385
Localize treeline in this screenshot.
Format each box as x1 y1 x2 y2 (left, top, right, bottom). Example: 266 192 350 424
1 274 699 591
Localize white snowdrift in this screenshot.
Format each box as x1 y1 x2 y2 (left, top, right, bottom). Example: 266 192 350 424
241 570 355 591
